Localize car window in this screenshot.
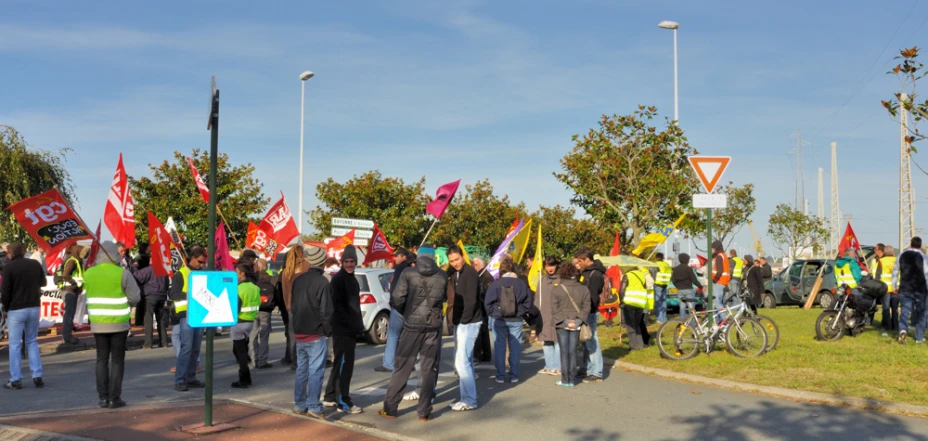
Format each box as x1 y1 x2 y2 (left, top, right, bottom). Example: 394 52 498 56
824 264 834 275
378 273 392 293
804 263 822 277
788 263 803 278
354 274 370 292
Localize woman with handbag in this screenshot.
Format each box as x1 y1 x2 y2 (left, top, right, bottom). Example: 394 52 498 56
551 262 591 387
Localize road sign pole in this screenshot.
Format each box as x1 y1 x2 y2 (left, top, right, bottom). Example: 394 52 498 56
205 81 219 428
706 208 714 325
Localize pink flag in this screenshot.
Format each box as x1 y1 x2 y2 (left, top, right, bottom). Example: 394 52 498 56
214 222 235 271
426 179 461 219
187 157 211 204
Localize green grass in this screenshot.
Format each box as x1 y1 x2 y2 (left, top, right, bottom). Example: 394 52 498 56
598 307 928 407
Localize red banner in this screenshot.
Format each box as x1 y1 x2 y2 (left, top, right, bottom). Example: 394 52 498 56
260 192 300 246
215 222 235 271
6 189 92 257
837 222 868 269
85 221 102 267
246 221 283 261
147 212 174 277
186 157 211 204
363 224 394 265
326 229 356 260
103 153 136 249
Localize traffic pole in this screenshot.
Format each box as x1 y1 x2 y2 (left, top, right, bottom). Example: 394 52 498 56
205 80 220 427
706 208 714 325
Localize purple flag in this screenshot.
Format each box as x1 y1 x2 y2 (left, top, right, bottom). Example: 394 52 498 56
426 179 461 219
214 222 235 271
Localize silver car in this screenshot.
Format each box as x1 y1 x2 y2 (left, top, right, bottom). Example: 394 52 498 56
355 268 395 345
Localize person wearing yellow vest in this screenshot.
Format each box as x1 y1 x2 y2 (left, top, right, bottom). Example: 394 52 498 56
728 249 744 304
620 265 653 350
710 241 732 312
231 262 261 389
56 243 87 345
82 241 140 409
652 253 673 323
835 249 864 314
873 245 900 336
171 246 208 392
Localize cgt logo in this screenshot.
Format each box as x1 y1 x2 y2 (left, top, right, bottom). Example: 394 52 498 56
24 202 69 225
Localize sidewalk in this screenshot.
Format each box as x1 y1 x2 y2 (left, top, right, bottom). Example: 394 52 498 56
0 324 149 356
0 400 387 441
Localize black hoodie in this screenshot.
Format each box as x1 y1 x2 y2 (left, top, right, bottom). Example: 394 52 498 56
580 260 607 314
671 253 702 290
391 255 448 332
330 267 364 336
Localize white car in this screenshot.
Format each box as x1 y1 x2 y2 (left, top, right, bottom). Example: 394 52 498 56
354 269 395 345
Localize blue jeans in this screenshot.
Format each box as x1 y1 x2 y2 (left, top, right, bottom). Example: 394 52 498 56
174 317 203 384
493 319 523 381
294 338 328 413
678 289 696 321
382 309 404 370
899 292 928 341
454 322 482 407
172 323 181 357
7 307 42 382
581 313 603 378
543 341 561 372
711 283 727 321
654 285 668 323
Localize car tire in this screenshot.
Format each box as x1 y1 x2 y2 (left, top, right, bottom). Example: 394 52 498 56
762 293 777 309
368 311 390 345
817 292 836 310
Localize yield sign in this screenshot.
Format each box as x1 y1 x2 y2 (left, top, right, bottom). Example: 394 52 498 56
688 156 731 194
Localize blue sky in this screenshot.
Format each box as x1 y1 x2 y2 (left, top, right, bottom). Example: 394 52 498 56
3 0 927 256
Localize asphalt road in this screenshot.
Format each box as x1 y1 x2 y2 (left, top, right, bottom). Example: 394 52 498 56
3 317 928 441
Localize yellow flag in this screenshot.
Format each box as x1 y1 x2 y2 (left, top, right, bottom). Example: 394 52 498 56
456 239 471 266
527 224 543 292
508 218 533 263
631 213 687 255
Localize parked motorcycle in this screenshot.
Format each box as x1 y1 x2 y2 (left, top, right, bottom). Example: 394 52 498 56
815 284 880 341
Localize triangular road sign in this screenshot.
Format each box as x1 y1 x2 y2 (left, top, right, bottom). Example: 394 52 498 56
688 156 731 194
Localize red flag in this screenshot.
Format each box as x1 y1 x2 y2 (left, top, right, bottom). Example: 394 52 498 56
215 222 235 271
103 153 136 249
837 222 868 268
426 179 461 219
246 221 283 261
363 224 394 265
259 192 300 246
85 221 103 267
46 249 66 274
147 212 174 277
326 229 356 260
186 157 211 204
601 231 622 321
696 254 708 268
6 189 92 257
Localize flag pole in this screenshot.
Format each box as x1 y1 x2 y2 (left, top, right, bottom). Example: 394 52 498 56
420 218 439 248
216 204 243 250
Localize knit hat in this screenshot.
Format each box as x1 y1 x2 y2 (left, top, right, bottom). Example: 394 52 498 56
341 245 358 263
418 243 435 257
305 246 326 267
240 249 259 261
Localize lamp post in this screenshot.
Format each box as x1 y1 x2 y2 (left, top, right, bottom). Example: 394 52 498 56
659 21 679 260
299 71 315 238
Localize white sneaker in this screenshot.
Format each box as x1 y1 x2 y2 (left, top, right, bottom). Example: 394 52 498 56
450 402 477 411
403 391 420 401
322 401 337 407
339 405 363 414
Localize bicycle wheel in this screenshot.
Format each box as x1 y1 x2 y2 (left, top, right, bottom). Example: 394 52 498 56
755 315 780 351
657 318 700 361
815 310 845 341
726 318 768 358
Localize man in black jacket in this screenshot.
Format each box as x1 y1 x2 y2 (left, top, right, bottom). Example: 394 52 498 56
290 254 333 420
574 248 605 383
132 251 170 349
473 256 494 363
1 243 46 390
376 248 411 372
252 258 276 369
671 253 703 320
447 246 483 411
894 237 928 344
379 244 447 421
324 245 364 414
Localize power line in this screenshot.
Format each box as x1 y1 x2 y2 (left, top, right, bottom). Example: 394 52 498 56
810 0 920 144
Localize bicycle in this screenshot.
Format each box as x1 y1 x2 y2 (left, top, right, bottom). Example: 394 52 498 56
657 295 768 360
726 295 780 352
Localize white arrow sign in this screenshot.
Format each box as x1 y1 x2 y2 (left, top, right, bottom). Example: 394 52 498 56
190 274 234 324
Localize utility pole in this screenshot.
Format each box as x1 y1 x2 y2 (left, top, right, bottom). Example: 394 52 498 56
901 93 916 249
818 167 825 255
792 130 806 212
830 142 841 258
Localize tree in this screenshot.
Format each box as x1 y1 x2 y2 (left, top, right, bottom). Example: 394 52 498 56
429 179 527 249
767 204 828 260
0 126 77 249
884 47 928 151
555 106 696 254
529 205 613 259
310 171 431 248
129 149 270 248
681 182 757 251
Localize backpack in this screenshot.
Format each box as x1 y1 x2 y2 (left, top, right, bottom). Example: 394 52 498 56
499 284 518 317
595 270 618 308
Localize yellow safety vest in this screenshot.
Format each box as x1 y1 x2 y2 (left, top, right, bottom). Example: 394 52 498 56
83 263 130 324
625 270 650 309
835 263 859 289
655 261 672 286
174 266 191 314
879 257 896 285
238 281 261 321
731 257 744 279
56 256 84 289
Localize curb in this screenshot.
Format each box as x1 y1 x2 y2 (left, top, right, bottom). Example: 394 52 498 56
605 357 928 418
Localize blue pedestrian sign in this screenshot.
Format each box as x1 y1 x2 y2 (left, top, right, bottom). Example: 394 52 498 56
187 271 239 328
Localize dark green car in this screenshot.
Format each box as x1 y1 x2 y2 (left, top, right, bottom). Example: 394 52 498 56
762 259 839 309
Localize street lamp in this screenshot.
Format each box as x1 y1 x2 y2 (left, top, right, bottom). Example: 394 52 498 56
299 71 314 237
658 21 679 122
